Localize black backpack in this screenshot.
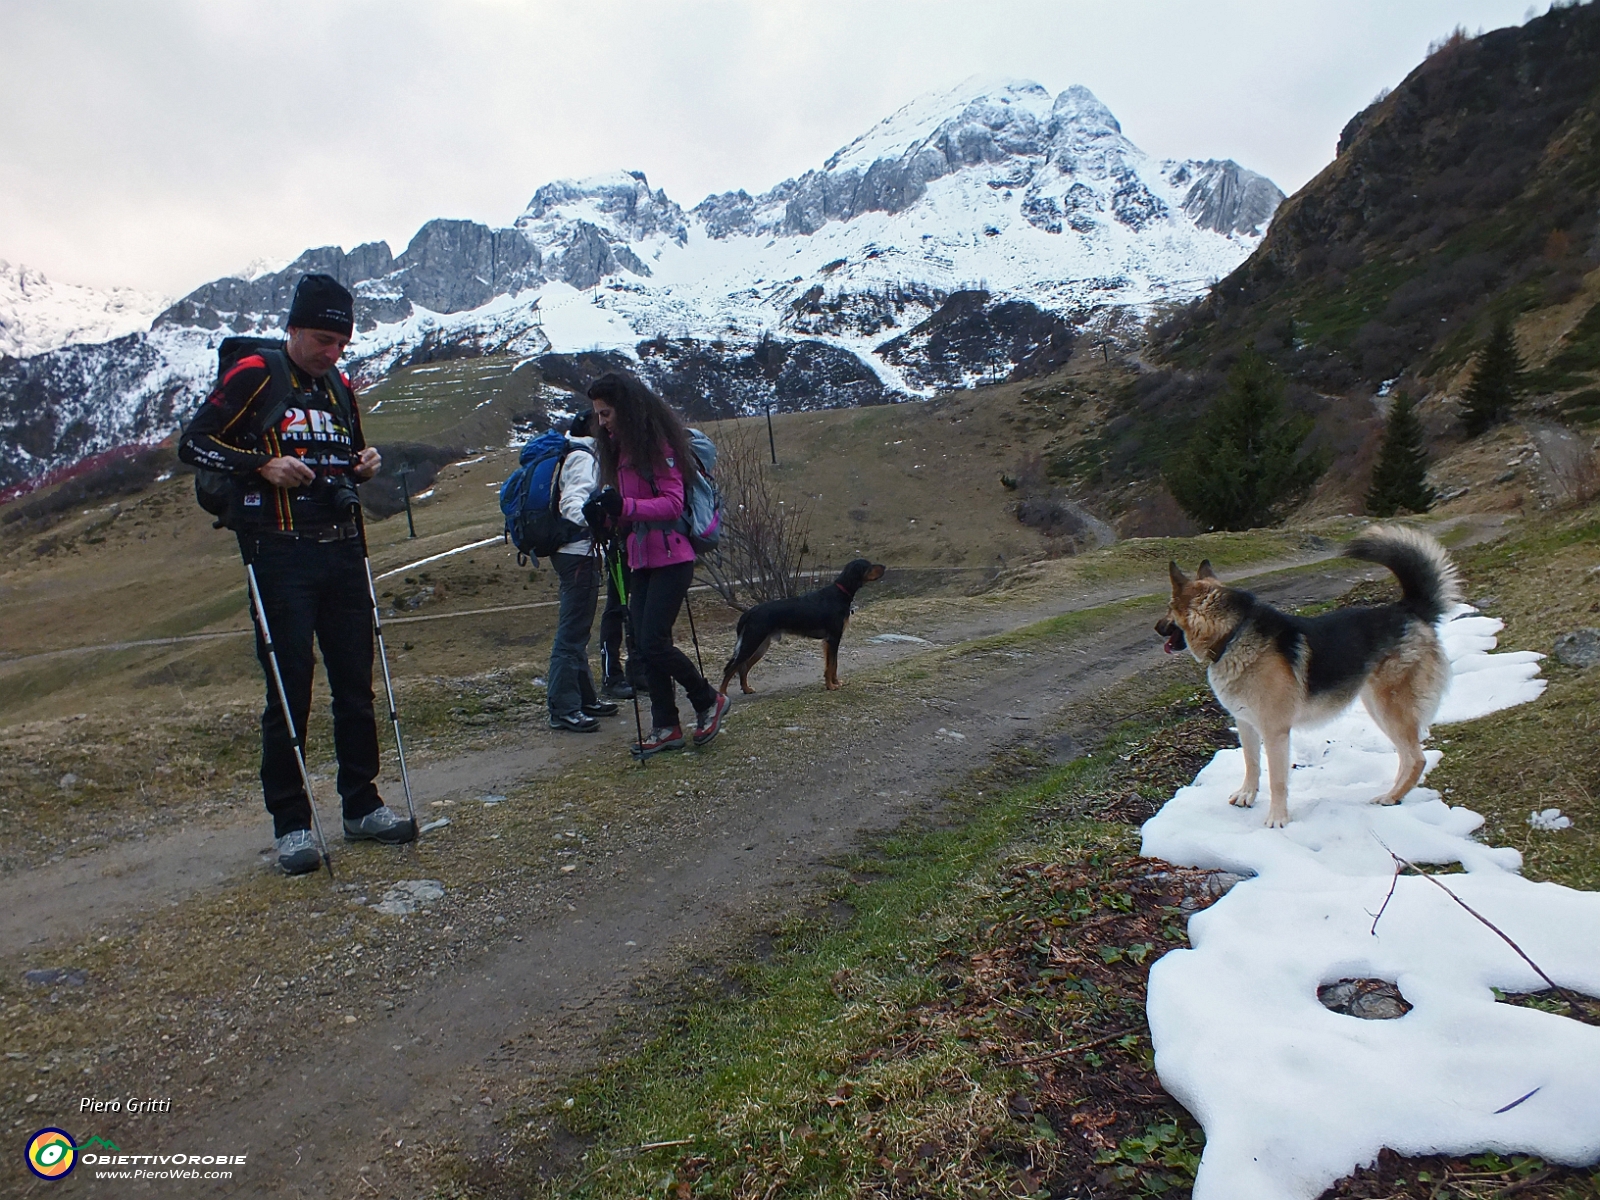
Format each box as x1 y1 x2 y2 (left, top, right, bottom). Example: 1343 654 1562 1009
190 337 355 520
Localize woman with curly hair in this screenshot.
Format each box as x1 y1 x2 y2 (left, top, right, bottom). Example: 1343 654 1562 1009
583 372 729 758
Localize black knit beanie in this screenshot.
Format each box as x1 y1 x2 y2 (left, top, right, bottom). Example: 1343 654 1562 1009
286 273 354 337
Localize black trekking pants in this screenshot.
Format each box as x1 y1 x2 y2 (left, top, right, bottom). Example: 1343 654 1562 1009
629 559 717 731
242 533 382 837
599 561 645 687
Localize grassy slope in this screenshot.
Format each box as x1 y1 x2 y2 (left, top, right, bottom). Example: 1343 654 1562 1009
1130 6 1600 528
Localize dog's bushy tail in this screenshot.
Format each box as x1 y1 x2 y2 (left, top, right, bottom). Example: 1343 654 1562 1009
1343 525 1462 624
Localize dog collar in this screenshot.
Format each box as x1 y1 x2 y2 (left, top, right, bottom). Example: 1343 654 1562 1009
836 583 851 597
1208 622 1243 665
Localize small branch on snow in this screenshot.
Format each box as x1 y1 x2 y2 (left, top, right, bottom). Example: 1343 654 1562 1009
1492 1086 1541 1114
1368 861 1402 936
1371 836 1589 1010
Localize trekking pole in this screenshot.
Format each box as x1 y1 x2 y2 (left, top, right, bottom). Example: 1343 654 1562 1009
684 592 704 675
606 539 647 764
356 515 419 834
245 562 334 879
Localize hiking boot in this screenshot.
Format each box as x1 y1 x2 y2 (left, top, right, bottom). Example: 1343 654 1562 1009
582 699 619 717
693 693 731 747
631 725 685 759
550 711 601 733
343 805 418 844
276 828 322 875
602 678 635 700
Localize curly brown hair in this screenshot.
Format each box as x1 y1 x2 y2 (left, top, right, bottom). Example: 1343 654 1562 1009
585 371 698 489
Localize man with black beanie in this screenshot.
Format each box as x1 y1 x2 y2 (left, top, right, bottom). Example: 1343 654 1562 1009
179 273 416 874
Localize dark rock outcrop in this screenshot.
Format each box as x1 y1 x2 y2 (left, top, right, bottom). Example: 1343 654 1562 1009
634 336 893 420
153 242 395 331
391 219 540 313
153 217 543 335
532 350 637 396
877 291 1075 390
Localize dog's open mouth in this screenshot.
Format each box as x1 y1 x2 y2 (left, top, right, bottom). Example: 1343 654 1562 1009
1155 618 1186 654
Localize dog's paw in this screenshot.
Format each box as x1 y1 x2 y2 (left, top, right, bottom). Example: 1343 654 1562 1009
1371 793 1402 806
824 681 841 691
1265 807 1290 829
740 684 757 694
1228 786 1258 808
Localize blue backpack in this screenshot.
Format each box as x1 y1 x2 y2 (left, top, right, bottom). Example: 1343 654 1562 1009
680 427 723 554
499 430 591 565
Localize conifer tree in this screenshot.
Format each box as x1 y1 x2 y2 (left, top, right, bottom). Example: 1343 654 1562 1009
1460 318 1526 437
1164 350 1326 530
1365 394 1434 516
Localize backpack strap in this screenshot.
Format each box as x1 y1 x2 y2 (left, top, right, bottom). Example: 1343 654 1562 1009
550 442 595 514
319 363 358 433
245 348 298 445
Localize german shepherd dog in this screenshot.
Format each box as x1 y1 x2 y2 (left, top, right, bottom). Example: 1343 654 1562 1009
720 559 886 694
1155 526 1460 827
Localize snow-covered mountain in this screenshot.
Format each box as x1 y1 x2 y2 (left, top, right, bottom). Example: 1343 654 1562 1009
0 261 167 360
0 78 1282 490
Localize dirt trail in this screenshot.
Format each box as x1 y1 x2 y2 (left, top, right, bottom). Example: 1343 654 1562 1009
0 566 1212 955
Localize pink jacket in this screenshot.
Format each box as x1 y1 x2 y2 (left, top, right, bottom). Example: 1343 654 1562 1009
617 447 695 570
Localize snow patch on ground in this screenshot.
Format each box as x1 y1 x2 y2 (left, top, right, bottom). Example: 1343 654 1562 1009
1141 607 1597 1200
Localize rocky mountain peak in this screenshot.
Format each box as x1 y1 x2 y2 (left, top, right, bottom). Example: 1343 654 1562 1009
824 76 1054 174
1050 84 1122 139
517 171 688 246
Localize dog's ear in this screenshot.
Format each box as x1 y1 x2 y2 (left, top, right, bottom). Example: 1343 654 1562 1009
1197 560 1216 580
1169 561 1188 591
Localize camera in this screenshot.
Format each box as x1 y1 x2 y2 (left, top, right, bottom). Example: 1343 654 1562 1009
309 472 364 518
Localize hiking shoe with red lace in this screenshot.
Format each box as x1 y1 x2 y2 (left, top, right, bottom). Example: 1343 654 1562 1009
630 725 685 760
693 693 731 747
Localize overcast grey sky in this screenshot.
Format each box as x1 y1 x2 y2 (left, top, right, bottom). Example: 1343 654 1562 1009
0 0 1545 297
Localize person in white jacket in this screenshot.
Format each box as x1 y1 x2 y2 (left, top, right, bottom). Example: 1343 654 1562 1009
547 413 619 732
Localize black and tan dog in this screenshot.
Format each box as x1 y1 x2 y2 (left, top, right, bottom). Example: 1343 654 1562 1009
1155 526 1460 828
720 558 886 694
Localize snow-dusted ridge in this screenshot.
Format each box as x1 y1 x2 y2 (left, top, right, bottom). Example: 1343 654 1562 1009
0 261 168 360
0 78 1283 490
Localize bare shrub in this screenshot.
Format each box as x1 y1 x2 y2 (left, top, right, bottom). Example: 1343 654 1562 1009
1008 451 1090 554
1546 436 1600 506
697 423 815 610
